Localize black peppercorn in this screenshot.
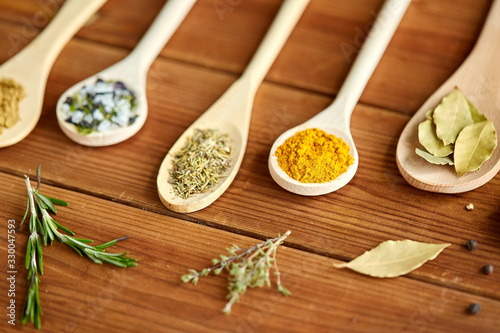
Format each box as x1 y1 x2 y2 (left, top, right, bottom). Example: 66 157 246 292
466 239 478 251
468 303 481 315
483 264 494 275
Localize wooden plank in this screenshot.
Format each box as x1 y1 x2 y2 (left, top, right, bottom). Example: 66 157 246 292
1 0 500 331
0 0 492 114
0 34 499 300
1 172 499 332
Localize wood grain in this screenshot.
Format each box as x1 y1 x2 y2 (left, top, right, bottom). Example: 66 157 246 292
1 35 498 298
396 0 500 193
0 0 492 113
1 172 499 332
0 0 499 331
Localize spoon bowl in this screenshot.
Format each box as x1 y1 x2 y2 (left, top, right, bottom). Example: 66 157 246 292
157 0 311 213
157 121 245 213
269 122 359 196
56 61 148 147
269 0 411 195
0 53 48 148
56 0 196 147
396 0 500 193
0 0 107 148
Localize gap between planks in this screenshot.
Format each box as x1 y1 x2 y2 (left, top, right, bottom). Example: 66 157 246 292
0 16 417 118
2 168 500 304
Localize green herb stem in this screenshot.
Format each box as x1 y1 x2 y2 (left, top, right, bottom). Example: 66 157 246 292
20 177 43 328
18 166 137 329
182 231 291 314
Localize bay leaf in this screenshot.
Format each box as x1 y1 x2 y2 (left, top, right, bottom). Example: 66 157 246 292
333 240 451 278
418 119 453 157
466 98 487 123
415 148 454 165
425 109 433 120
454 120 498 177
433 88 473 145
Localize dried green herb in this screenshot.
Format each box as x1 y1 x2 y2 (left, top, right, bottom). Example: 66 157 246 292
454 121 497 176
333 240 450 278
182 231 291 314
61 78 138 134
433 88 473 145
415 148 454 165
425 109 433 120
416 87 497 176
418 119 453 157
468 99 488 123
169 128 232 199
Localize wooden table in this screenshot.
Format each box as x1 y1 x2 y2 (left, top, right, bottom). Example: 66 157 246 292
1 0 499 332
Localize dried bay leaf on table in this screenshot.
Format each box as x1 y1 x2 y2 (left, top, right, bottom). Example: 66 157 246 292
418 119 453 157
454 120 498 177
334 240 451 278
433 88 473 145
415 148 454 165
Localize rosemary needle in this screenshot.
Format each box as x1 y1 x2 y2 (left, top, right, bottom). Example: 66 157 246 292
18 165 137 329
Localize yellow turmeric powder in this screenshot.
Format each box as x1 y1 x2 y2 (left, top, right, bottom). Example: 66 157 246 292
275 128 354 183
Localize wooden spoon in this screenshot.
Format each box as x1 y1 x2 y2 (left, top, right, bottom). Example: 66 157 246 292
56 0 196 147
268 0 411 196
157 0 310 213
396 0 500 193
0 0 107 148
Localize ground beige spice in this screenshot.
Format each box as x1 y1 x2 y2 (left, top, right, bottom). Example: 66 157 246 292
0 78 26 134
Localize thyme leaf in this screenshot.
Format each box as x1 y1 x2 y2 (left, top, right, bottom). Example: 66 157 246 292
169 128 232 199
182 231 291 314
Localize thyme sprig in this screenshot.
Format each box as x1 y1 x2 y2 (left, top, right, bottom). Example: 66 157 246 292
182 231 291 314
18 165 137 329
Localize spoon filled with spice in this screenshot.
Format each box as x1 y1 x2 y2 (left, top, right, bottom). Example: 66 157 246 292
268 0 411 196
56 0 196 147
157 0 311 213
0 0 107 148
396 0 500 193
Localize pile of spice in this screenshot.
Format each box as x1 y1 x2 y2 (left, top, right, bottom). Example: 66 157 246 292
61 78 137 134
275 128 354 183
0 78 25 134
169 128 232 199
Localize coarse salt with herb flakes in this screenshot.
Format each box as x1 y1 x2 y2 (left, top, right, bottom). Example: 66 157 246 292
62 78 138 135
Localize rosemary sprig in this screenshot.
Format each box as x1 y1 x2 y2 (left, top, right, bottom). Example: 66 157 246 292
20 177 43 328
182 231 291 314
18 165 137 329
22 170 138 267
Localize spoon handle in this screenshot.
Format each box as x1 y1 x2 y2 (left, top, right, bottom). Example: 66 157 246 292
240 0 310 90
127 0 196 74
469 0 500 59
26 0 107 69
315 0 411 126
